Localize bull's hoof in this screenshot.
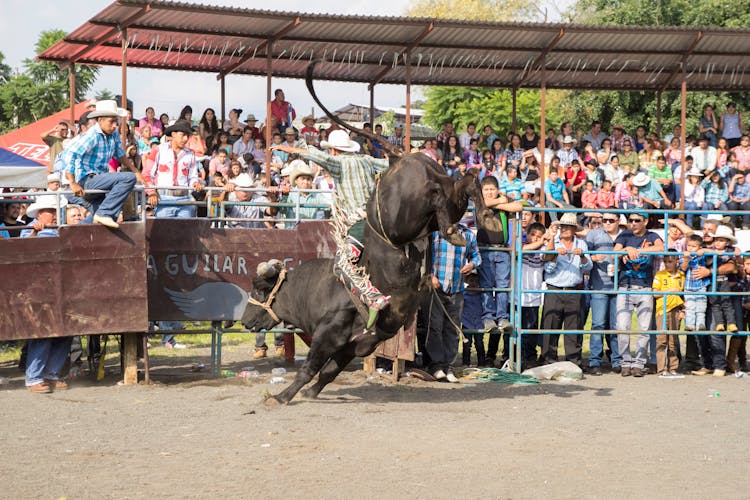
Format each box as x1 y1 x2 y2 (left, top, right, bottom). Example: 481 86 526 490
478 209 504 232
300 388 319 400
442 226 467 247
263 395 283 407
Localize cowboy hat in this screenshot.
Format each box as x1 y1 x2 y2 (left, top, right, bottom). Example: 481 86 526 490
632 172 651 187
320 129 360 153
164 119 193 136
26 195 67 219
700 213 731 224
47 173 61 183
562 135 576 144
558 212 583 231
232 173 254 188
284 127 296 136
686 167 704 177
302 114 315 125
710 224 737 244
88 100 128 119
290 164 315 184
244 114 257 122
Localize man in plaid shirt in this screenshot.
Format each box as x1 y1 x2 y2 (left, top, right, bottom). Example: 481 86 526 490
423 223 481 382
62 100 146 229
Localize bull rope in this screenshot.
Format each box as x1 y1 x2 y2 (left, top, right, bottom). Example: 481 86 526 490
247 267 287 324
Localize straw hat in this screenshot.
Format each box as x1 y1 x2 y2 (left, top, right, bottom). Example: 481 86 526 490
284 127 296 136
700 213 730 224
562 135 576 144
320 129 360 153
244 114 257 122
710 224 736 244
232 173 254 188
632 172 651 187
26 195 67 219
558 212 583 231
88 100 128 119
302 115 315 125
290 164 315 184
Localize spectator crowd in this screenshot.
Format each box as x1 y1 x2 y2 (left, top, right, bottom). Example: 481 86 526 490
2 93 750 391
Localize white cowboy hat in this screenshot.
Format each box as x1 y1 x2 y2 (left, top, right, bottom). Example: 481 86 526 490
686 167 704 177
290 164 315 184
87 100 128 119
632 172 651 187
47 173 61 183
562 135 576 144
558 212 583 231
26 195 67 219
700 213 731 223
320 129 360 153
232 173 254 188
710 224 737 244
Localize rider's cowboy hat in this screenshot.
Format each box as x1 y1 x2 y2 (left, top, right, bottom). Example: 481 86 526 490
320 129 360 153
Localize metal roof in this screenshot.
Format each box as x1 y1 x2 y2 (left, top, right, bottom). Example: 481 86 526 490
38 0 750 91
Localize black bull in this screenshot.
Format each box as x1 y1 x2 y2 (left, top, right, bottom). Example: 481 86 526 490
240 61 503 404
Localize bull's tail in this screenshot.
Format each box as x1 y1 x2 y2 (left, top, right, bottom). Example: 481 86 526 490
306 60 403 159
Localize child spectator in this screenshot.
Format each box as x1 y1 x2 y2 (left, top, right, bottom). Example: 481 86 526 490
209 149 230 179
461 271 485 367
683 168 705 228
706 225 738 333
614 173 633 208
521 221 547 368
728 256 750 373
652 252 685 376
544 168 573 221
581 180 598 209
681 234 710 331
500 166 526 201
596 179 615 208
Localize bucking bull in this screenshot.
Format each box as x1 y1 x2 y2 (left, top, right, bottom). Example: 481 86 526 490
241 61 504 404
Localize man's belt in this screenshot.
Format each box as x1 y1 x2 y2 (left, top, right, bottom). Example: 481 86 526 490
547 284 582 290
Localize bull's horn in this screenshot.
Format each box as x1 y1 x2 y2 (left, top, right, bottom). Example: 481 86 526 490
256 261 272 277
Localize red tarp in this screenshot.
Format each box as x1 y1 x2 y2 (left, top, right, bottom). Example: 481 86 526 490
0 100 93 167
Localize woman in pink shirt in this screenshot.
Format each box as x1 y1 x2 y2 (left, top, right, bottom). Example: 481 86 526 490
614 173 633 208
139 107 163 138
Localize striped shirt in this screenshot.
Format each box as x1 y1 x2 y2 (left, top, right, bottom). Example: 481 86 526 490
544 236 592 288
61 123 126 183
299 146 389 215
430 225 481 295
702 179 728 206
680 254 710 291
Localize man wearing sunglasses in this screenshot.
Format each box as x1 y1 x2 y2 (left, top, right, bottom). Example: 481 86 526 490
613 213 664 377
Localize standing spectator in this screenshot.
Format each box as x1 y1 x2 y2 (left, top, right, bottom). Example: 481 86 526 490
139 106 163 138
424 223 481 382
388 122 404 148
143 119 203 218
477 176 523 366
681 234 710 333
565 161 587 206
731 135 750 171
540 213 592 367
585 211 623 374
459 123 479 150
461 271 485 367
614 212 664 377
720 102 744 149
727 256 750 373
699 104 719 148
61 100 145 229
199 108 219 151
583 120 607 151
271 89 296 129
436 120 454 144
652 253 685 376
41 121 69 171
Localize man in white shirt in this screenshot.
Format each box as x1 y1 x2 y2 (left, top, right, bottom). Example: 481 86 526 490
459 123 479 150
582 120 608 151
690 134 718 172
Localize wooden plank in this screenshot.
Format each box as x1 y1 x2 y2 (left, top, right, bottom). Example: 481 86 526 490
122 333 139 385
363 354 376 373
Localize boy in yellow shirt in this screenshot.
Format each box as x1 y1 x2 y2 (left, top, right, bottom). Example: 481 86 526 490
652 252 685 376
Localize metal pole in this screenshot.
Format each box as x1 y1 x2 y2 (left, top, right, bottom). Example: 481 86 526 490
220 75 226 125
369 85 375 126
539 58 547 210
679 58 687 210
120 28 128 148
511 87 518 133
656 91 663 138
404 53 411 153
265 42 273 189
69 64 76 136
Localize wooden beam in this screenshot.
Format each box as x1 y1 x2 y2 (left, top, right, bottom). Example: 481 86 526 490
218 17 300 79
368 22 433 90
66 4 151 64
69 65 76 141
122 333 139 385
679 58 687 210
265 42 273 189
539 57 547 213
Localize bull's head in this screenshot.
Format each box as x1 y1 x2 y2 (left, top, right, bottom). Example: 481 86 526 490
241 259 286 331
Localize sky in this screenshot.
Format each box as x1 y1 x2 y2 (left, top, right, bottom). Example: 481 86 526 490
0 0 569 123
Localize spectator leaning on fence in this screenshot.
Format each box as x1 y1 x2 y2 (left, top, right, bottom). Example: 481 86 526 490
61 100 146 229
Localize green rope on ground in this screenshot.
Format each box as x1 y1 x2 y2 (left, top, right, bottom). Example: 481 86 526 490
462 368 539 385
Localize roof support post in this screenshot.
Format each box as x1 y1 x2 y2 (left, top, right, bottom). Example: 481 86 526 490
656 90 663 138
120 28 128 149
220 75 226 125
265 42 273 189
511 86 518 133
369 85 375 126
405 52 411 153
539 57 547 213
69 64 76 145
679 58 687 210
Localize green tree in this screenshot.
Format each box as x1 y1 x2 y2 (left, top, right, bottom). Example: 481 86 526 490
404 0 535 21
95 88 115 101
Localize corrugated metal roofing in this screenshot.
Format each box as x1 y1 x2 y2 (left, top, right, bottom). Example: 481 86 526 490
38 0 750 91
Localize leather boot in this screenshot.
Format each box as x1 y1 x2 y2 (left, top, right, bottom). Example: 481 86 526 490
726 337 742 373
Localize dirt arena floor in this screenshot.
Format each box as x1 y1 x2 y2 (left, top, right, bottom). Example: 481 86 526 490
1 340 749 500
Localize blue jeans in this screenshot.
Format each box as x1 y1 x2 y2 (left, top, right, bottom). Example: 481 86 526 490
80 172 137 220
589 292 621 368
684 289 707 330
616 288 653 369
478 249 510 322
155 195 197 218
25 337 73 386
684 201 703 227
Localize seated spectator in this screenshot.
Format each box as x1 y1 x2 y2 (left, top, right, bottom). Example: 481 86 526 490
221 173 276 229
596 179 615 209
223 108 244 138
251 138 266 166
139 106 163 138
727 172 750 229
214 131 233 157
199 108 220 151
499 166 526 201
691 134 718 172
233 127 255 160
225 160 244 181
702 168 728 212
564 161 587 206
136 125 153 156
632 171 672 210
187 127 207 158
209 149 230 179
544 168 573 221
244 114 262 140
581 180 598 210
648 156 675 202
597 138 615 166
300 115 320 146
463 138 482 167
